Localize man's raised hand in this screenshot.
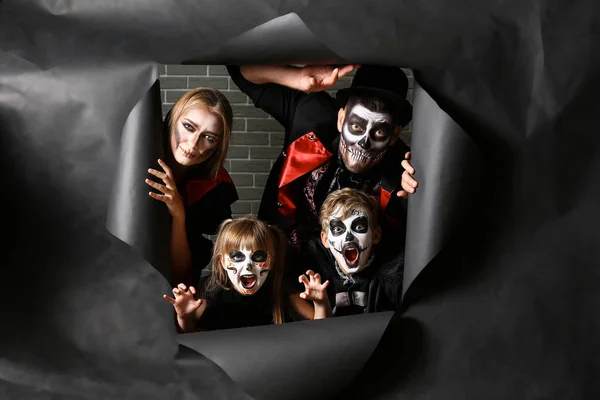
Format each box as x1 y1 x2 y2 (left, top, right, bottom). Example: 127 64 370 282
298 64 360 93
398 151 419 199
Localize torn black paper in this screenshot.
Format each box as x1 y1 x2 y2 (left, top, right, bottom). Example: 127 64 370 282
179 312 393 400
106 76 172 283
2 0 600 399
402 81 484 297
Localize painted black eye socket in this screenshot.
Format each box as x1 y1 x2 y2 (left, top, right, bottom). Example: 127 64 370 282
369 126 393 142
350 123 364 133
251 250 268 262
351 216 369 234
228 250 246 262
329 219 346 236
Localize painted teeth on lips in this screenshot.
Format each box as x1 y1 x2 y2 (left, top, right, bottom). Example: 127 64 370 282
179 146 197 159
349 147 369 157
342 139 372 160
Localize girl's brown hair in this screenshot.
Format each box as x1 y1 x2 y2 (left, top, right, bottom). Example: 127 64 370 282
168 87 233 180
205 218 288 324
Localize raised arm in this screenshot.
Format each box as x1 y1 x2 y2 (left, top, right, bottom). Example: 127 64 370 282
227 64 358 134
240 64 358 92
240 65 306 89
146 159 192 285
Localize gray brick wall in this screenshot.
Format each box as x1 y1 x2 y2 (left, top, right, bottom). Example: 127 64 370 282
159 64 413 218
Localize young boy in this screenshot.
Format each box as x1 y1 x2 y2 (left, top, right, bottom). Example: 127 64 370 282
301 188 404 316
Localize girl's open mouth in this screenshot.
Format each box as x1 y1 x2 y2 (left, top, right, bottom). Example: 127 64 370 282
240 274 257 289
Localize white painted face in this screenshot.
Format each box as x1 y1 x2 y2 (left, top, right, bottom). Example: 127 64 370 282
339 104 395 173
326 206 373 275
223 247 270 296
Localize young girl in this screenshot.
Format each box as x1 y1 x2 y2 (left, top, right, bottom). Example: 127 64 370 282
163 217 331 332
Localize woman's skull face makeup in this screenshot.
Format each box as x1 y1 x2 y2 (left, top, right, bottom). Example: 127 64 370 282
223 248 270 296
326 207 373 275
339 104 395 174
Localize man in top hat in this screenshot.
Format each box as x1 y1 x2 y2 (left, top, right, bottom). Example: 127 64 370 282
226 64 419 295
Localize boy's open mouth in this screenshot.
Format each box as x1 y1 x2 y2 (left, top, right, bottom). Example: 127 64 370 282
342 243 360 267
240 274 257 289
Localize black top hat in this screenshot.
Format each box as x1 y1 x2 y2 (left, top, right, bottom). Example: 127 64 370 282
336 65 412 127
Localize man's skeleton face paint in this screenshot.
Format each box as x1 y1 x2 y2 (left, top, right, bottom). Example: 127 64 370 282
339 104 395 173
223 248 270 296
326 207 373 275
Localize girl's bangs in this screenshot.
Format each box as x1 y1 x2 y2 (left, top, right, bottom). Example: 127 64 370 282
222 222 271 253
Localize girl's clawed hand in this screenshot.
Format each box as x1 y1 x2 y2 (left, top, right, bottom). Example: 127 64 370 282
299 270 330 304
163 283 203 318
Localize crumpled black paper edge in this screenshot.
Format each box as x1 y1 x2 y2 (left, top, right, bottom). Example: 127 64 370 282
3 0 599 399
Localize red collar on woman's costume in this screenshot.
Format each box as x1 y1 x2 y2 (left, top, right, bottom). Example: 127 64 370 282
184 167 236 207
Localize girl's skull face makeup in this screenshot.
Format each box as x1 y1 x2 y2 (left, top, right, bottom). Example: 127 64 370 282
223 248 270 296
339 104 395 173
326 207 373 275
170 104 221 167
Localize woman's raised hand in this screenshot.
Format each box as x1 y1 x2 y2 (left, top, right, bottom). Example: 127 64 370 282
146 159 185 219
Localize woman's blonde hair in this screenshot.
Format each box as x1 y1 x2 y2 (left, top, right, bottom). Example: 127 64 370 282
168 87 233 180
319 188 379 233
205 218 288 324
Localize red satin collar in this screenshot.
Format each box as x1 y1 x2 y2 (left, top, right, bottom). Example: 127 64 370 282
278 132 333 218
185 167 234 206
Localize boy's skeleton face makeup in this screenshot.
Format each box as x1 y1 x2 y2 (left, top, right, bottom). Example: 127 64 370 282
339 104 395 174
326 207 373 275
223 247 270 296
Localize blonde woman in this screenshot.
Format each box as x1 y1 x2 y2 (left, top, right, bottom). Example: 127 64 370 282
163 218 332 332
146 88 238 287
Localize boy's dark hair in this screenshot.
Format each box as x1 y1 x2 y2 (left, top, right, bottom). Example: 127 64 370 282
319 188 380 234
